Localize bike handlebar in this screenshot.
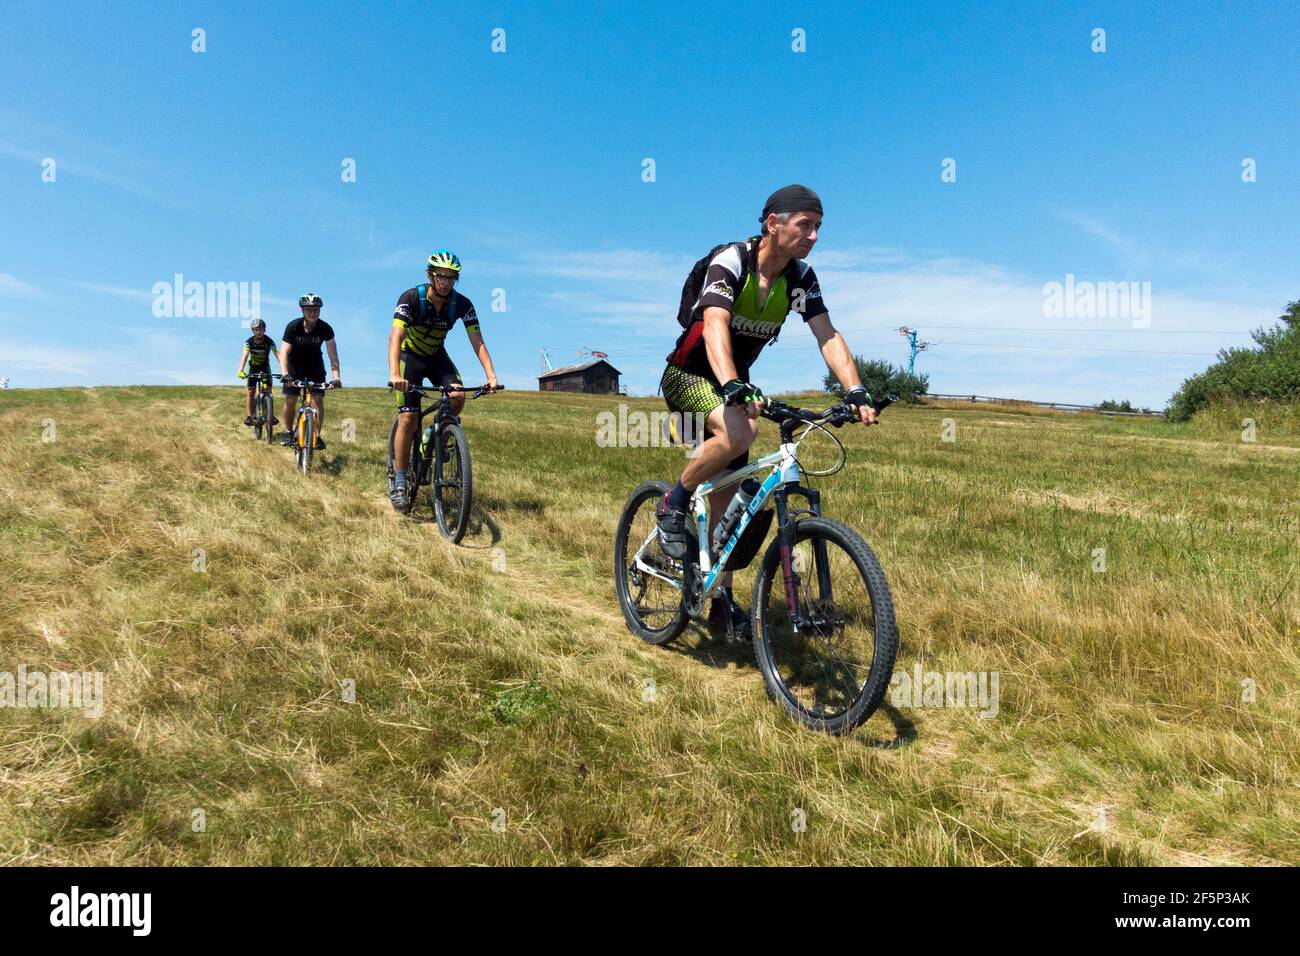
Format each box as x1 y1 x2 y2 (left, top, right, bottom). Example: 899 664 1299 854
276 376 339 389
387 382 502 399
762 394 895 429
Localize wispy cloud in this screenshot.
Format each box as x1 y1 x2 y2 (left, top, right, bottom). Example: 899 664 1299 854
66 280 154 299
0 340 100 378
0 273 41 297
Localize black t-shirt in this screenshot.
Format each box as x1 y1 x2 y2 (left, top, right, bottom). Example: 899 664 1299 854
281 318 335 371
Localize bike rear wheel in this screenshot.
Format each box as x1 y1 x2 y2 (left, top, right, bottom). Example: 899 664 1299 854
613 480 688 645
752 517 897 734
432 422 471 542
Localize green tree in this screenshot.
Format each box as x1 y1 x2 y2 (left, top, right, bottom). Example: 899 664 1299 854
823 356 928 403
1167 300 1300 421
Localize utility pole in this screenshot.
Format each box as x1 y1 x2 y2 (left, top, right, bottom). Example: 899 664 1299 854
898 327 932 374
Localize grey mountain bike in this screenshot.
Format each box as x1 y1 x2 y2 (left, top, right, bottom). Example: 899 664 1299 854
248 371 276 443
613 396 898 735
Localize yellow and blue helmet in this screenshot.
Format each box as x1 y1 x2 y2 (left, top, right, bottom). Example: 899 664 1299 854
427 250 462 273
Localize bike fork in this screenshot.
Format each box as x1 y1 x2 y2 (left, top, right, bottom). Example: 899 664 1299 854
774 493 800 620
774 486 826 626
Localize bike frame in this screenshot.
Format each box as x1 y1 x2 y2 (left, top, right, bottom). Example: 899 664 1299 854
390 383 496 490
400 386 468 481
631 430 824 601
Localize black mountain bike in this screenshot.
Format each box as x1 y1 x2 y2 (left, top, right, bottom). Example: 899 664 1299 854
248 371 276 443
613 396 898 735
386 383 500 542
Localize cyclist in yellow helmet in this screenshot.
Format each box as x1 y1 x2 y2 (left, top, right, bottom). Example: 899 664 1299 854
387 250 499 510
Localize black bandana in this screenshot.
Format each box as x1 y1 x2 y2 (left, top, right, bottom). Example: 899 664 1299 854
759 184 823 225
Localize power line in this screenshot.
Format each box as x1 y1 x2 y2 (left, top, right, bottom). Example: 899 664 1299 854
608 338 1219 358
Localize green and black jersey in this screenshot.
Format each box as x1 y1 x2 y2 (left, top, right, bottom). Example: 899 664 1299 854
242 334 277 369
666 243 827 381
392 287 480 358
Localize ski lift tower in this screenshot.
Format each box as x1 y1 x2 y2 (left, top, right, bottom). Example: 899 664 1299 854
898 327 932 374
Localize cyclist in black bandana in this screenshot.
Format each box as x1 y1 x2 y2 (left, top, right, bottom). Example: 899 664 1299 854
656 185 878 638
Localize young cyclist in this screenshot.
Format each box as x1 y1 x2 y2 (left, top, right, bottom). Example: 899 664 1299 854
237 318 279 426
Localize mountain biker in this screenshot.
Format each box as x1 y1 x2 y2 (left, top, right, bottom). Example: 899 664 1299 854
386 250 499 511
278 293 342 448
656 184 878 638
237 318 279 426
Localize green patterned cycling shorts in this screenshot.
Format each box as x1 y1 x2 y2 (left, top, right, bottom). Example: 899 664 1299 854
660 364 725 417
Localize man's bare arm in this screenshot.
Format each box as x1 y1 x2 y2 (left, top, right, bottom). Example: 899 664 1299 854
702 307 740 384
808 313 876 425
466 328 498 388
388 326 406 388
326 340 341 381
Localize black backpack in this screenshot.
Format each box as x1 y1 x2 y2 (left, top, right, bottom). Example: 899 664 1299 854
675 236 761 328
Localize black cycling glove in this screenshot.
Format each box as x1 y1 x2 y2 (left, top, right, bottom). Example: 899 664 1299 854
722 379 765 407
844 386 872 407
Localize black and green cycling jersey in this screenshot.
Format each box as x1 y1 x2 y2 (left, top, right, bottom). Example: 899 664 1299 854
392 286 480 358
242 334 278 369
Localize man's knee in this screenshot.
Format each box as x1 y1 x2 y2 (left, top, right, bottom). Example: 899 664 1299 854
712 409 758 453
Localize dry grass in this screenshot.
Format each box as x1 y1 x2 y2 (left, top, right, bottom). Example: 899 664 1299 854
0 385 1295 865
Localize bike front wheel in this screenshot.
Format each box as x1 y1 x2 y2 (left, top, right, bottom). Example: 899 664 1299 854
613 480 688 645
752 517 898 735
297 413 314 474
262 392 275 444
432 422 472 542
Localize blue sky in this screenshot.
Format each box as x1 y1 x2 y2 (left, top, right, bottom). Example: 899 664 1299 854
2 0 1297 407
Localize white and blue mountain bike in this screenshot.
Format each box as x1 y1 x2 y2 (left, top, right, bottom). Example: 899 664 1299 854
613 396 899 735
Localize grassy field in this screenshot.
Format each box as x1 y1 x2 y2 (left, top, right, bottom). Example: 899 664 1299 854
1 385 1296 865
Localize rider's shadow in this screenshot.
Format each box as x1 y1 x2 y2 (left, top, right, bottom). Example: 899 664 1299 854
316 455 349 476
854 704 918 750
669 624 761 671
670 620 919 749
452 495 548 549
456 504 501 549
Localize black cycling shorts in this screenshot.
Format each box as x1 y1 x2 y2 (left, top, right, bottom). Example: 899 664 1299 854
396 349 462 413
283 361 327 397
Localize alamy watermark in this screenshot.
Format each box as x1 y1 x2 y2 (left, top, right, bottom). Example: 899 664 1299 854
152 273 261 320
889 665 999 718
1042 273 1151 328
596 404 706 456
0 666 104 718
